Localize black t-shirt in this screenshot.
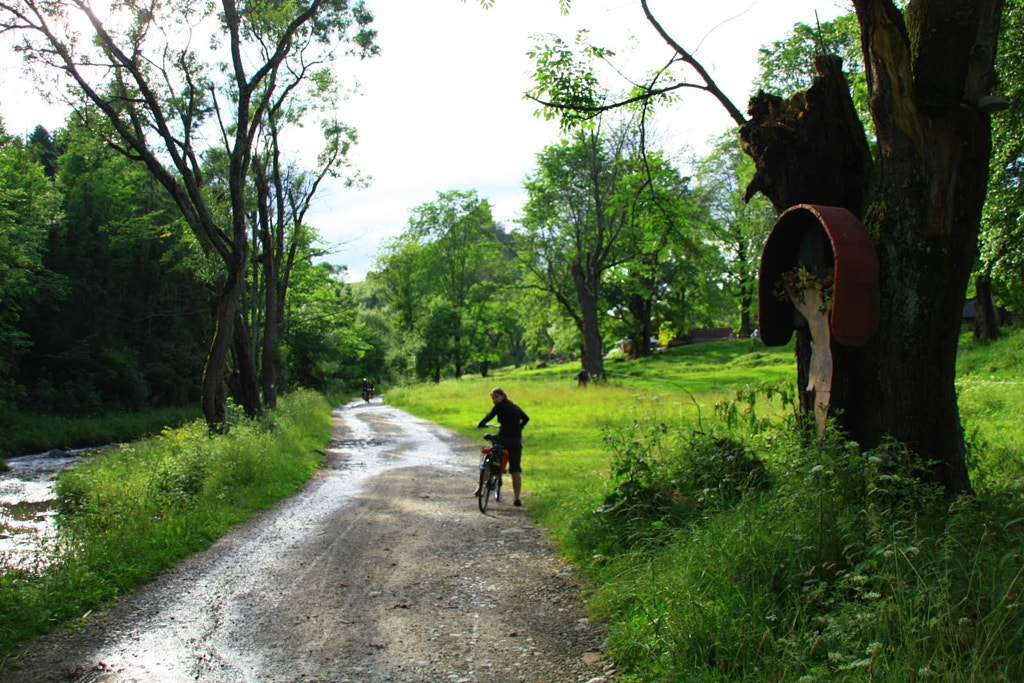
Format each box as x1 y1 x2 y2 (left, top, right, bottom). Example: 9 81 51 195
479 399 529 440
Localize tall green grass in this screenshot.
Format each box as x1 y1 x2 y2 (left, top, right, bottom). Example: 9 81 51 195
387 332 1024 681
956 329 1024 491
0 389 331 656
0 405 202 463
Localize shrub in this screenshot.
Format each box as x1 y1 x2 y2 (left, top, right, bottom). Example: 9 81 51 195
589 418 769 551
594 427 1024 681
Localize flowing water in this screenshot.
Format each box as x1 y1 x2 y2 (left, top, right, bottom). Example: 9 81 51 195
0 448 95 572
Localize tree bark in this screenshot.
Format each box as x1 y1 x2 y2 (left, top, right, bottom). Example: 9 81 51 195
233 310 263 418
741 55 872 215
973 273 1002 340
253 156 279 410
202 279 242 430
741 1 1003 495
741 53 873 428
572 256 605 380
850 0 1001 494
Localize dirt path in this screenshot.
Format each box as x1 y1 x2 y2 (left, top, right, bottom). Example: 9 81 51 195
0 401 614 683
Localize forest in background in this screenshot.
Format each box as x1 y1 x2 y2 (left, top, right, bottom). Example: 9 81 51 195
0 105 777 433
1 3 1022 462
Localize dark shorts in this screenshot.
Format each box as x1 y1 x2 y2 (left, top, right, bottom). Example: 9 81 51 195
503 438 523 474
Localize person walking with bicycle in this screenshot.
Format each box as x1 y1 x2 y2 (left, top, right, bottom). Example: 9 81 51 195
477 387 530 507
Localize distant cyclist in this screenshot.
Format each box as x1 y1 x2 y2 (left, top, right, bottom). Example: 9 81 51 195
477 387 530 507
361 378 371 403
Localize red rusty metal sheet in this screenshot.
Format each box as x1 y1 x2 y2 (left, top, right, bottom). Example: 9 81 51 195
758 204 879 347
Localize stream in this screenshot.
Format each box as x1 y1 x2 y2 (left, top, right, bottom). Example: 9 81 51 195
0 448 94 573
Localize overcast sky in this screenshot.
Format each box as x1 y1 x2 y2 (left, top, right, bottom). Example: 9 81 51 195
0 0 849 281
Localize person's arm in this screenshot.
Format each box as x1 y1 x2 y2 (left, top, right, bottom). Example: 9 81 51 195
477 406 497 429
519 408 530 429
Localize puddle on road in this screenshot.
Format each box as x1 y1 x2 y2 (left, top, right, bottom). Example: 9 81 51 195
0 400 468 576
316 400 466 495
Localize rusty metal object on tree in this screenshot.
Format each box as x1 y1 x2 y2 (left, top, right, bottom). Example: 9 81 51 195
758 204 879 347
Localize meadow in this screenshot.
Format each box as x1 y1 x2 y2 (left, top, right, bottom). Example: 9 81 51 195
386 330 1024 682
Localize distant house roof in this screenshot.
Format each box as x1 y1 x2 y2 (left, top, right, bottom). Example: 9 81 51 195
686 327 734 342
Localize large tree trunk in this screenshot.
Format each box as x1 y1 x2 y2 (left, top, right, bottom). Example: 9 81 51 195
851 0 999 495
742 54 873 433
233 310 263 418
973 273 1002 341
572 256 605 380
201 276 243 431
742 2 1002 495
260 274 279 409
252 156 279 410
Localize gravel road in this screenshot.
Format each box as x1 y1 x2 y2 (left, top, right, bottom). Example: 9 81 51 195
0 400 615 683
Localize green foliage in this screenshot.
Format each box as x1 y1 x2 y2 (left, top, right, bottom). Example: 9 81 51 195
0 128 62 411
5 121 211 416
415 299 461 382
589 426 1024 681
518 125 711 375
591 420 769 551
0 390 330 656
1 0 382 430
692 131 777 335
755 13 871 137
956 327 1024 490
282 259 374 394
527 30 616 130
370 190 519 381
980 0 1024 312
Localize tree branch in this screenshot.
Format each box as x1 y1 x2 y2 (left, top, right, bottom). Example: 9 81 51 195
527 79 707 115
640 0 747 126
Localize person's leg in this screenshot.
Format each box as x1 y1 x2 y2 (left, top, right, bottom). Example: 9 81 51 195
506 439 523 505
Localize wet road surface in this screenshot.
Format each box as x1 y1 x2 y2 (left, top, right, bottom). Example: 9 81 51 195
0 400 612 683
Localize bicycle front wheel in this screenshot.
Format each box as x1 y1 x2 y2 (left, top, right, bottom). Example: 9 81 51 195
477 467 489 513
480 475 496 513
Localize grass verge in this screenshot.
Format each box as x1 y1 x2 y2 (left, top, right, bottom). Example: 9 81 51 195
0 405 202 465
0 389 331 658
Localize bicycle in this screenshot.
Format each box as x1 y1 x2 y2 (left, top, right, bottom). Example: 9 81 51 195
477 429 506 513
